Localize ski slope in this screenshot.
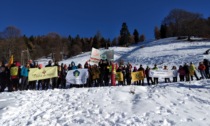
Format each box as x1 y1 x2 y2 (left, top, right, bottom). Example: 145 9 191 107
1 37 210 126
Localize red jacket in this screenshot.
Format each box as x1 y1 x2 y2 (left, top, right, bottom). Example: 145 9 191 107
198 64 206 71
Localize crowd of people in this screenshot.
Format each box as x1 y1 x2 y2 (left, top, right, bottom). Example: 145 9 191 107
0 58 209 92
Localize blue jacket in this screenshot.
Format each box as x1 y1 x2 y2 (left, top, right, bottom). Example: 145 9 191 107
21 66 29 77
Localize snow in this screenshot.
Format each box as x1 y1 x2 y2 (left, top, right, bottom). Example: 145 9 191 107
1 37 210 125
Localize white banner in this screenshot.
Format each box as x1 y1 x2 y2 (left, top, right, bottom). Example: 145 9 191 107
90 48 114 63
149 70 178 78
66 69 89 85
90 48 101 63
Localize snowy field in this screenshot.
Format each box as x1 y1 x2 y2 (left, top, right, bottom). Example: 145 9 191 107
1 37 210 126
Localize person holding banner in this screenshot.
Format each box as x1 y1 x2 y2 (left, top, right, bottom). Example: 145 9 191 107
20 63 30 90
172 66 178 82
36 64 44 90
116 65 124 86
163 65 171 83
145 66 153 85
10 62 21 91
52 60 59 89
43 60 52 90
70 61 77 70
61 64 68 89
138 65 145 86
178 65 185 82
133 66 138 85
152 64 158 84
28 59 36 90
126 63 132 85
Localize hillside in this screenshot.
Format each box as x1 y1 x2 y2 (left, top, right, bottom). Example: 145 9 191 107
1 37 210 126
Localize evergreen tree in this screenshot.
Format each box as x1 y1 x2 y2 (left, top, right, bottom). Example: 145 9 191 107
133 29 139 44
160 24 167 38
92 35 100 49
112 38 117 46
154 26 160 39
119 22 131 46
139 34 145 42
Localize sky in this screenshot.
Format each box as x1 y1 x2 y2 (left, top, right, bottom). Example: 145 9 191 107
0 0 210 40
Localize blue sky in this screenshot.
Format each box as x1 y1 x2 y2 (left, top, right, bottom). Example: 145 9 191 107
1 0 210 40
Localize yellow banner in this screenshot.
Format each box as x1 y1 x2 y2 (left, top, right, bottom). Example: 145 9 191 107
131 71 144 81
116 72 123 81
28 66 58 81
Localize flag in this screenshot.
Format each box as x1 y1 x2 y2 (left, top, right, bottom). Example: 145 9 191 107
66 69 89 85
116 72 123 81
8 55 14 67
131 71 144 82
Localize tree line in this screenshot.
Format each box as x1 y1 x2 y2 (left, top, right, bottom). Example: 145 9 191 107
154 9 210 40
0 23 145 63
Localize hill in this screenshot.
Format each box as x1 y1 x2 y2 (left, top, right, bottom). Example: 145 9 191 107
1 37 210 125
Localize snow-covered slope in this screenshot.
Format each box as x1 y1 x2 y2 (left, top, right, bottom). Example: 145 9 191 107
1 37 210 126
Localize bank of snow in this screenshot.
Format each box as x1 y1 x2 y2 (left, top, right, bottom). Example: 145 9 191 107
1 37 210 125
1 80 210 125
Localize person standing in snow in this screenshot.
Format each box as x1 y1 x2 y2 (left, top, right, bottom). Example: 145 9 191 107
183 63 190 81
69 61 77 70
116 65 124 86
198 62 206 79
0 61 10 92
145 66 153 85
163 65 171 83
61 64 68 89
10 62 21 91
98 59 109 86
178 65 185 82
152 64 158 84
84 61 89 69
203 59 209 78
20 62 30 90
43 60 52 90
138 64 145 86
91 64 100 87
28 60 36 90
189 62 199 81
125 63 132 85
172 66 178 82
52 60 59 89
133 66 138 85
36 64 44 90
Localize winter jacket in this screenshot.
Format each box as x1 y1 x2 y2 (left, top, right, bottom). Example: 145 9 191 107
91 66 100 80
198 64 206 71
189 64 196 76
21 66 29 77
10 64 20 79
178 67 186 76
145 68 150 77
